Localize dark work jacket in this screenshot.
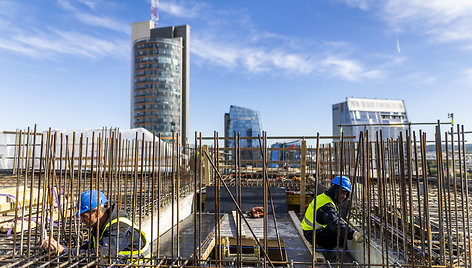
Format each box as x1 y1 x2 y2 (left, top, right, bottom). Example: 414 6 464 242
63 202 144 262
316 186 355 240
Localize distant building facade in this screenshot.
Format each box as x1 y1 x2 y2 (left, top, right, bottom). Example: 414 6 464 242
270 140 301 168
224 105 262 165
332 97 409 140
131 21 189 143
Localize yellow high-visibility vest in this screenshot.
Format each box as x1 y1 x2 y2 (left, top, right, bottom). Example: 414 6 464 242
301 193 337 231
93 217 150 261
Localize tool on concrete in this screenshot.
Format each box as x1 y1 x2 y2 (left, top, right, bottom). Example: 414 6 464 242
247 207 264 218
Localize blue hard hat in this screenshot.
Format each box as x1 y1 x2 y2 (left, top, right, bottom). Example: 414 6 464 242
75 190 108 216
331 176 351 193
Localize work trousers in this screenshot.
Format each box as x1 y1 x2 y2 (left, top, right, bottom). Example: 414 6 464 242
303 228 348 250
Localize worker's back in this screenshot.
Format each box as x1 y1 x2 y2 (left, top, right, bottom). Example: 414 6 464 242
86 202 149 262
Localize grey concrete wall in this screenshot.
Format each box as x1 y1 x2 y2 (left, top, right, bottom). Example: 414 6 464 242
141 193 194 240
347 225 400 266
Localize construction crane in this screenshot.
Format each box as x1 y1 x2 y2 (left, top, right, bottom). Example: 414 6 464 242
151 0 159 28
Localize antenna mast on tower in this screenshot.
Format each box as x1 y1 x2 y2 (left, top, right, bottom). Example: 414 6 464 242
151 0 159 28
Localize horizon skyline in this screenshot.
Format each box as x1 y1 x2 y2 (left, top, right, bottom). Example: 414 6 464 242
0 0 471 139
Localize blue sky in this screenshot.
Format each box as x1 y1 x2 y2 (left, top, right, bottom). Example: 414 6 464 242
0 0 471 139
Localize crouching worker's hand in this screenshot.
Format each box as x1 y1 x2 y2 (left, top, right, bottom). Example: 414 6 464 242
40 235 65 255
353 231 364 243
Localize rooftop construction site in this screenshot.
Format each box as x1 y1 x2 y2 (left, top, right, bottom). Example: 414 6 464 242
1 0 471 267
0 122 471 267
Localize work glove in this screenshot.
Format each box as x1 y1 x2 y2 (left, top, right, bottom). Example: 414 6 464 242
353 231 364 243
40 235 65 255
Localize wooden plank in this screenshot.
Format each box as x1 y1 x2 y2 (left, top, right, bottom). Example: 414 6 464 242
0 188 42 213
0 186 26 199
193 214 228 260
232 211 246 238
288 210 325 262
0 219 38 233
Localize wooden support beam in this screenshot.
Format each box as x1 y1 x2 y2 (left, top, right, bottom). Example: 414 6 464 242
232 211 246 238
299 140 307 214
202 145 210 186
288 210 325 262
193 214 228 261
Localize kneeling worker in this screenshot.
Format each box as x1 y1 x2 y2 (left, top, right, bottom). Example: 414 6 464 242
301 176 363 249
41 190 150 263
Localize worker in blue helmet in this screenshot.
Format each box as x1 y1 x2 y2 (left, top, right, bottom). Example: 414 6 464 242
40 190 150 263
301 176 363 250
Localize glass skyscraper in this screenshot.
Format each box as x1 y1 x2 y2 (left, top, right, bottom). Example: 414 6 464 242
332 97 409 140
224 106 262 165
131 21 189 143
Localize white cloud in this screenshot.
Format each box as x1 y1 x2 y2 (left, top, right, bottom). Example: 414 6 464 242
321 57 384 81
0 27 128 59
402 72 437 85
381 0 472 47
58 0 128 34
192 36 384 81
0 0 18 16
464 69 472 83
57 0 74 11
338 0 376 11
192 38 238 68
0 38 39 57
192 37 314 74
383 0 472 26
78 0 98 10
372 54 406 69
74 12 130 34
426 21 472 43
160 1 205 18
340 0 472 48
0 1 128 59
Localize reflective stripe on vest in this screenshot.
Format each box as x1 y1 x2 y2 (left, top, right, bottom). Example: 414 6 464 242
301 193 337 231
92 217 150 260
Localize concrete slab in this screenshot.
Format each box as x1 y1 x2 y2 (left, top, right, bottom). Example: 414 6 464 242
156 212 314 264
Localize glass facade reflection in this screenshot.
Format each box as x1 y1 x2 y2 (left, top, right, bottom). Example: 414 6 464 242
224 106 262 165
332 97 409 141
270 140 301 168
132 38 182 138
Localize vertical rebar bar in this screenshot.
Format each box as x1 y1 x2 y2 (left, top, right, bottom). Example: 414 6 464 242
461 125 472 267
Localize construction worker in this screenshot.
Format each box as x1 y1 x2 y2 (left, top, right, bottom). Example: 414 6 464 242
283 162 290 178
301 176 363 249
40 190 150 263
